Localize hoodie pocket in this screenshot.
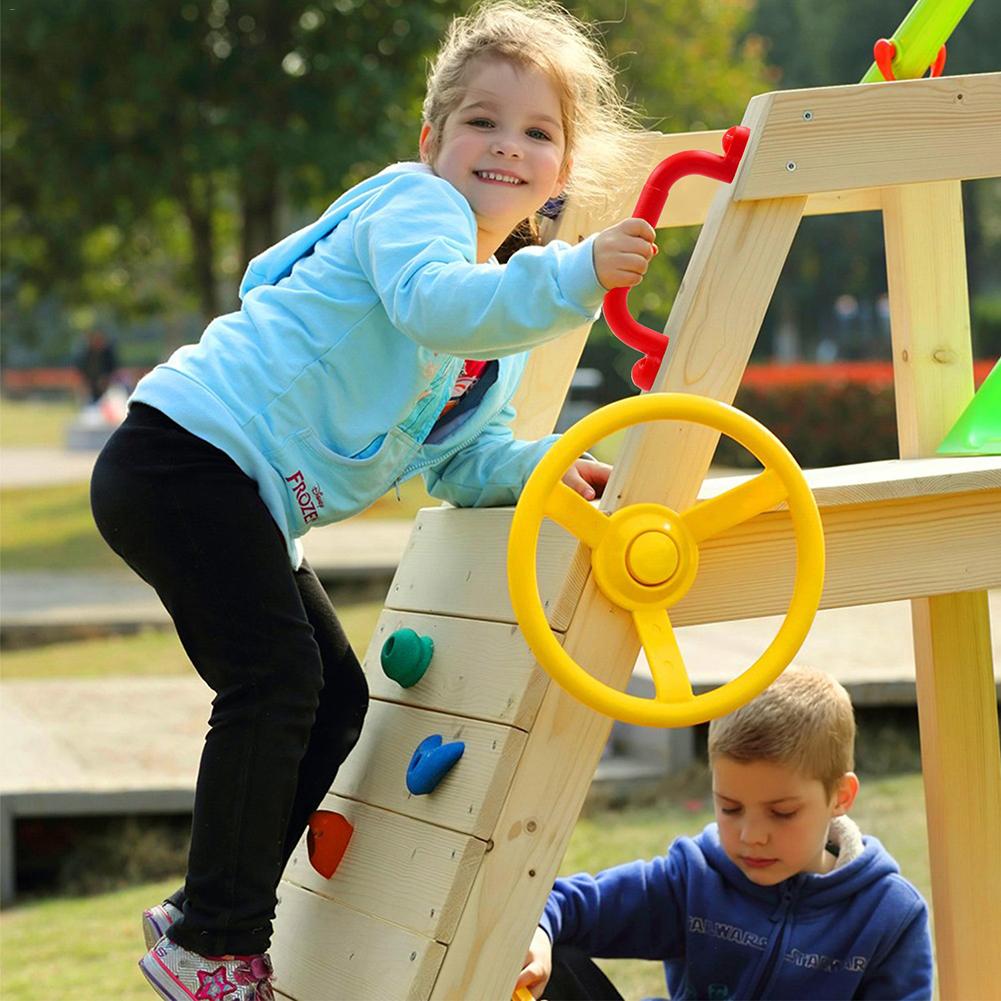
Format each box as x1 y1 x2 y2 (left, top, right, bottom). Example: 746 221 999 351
269 426 418 530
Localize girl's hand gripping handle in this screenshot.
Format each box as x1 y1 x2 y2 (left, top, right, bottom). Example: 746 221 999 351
603 125 751 391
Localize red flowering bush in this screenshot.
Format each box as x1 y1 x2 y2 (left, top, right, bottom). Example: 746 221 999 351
714 380 899 469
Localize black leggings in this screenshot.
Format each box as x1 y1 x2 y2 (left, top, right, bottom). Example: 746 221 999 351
91 404 369 956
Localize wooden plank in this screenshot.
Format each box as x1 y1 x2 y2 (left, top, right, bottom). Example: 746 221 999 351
673 487 1001 625
507 318 592 442
882 178 1001 999
331 700 526 841
543 130 883 240
910 593 1001 1001
271 881 445 1001
882 183 976 452
281 793 486 943
391 460 1000 629
700 455 1001 508
392 484 999 630
362 610 549 729
733 73 1001 201
386 507 579 630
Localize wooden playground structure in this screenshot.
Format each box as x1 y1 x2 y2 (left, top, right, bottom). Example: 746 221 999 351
268 69 1001 1000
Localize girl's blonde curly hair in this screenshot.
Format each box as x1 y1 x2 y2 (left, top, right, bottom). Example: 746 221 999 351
422 0 642 221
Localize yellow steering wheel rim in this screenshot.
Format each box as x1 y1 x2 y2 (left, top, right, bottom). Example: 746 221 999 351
507 394 825 727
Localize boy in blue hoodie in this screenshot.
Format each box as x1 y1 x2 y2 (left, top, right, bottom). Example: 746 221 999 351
518 667 933 1000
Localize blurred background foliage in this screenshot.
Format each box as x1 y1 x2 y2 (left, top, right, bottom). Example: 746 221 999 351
2 0 999 378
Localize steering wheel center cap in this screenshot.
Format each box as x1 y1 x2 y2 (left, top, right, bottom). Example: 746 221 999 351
626 531 679 586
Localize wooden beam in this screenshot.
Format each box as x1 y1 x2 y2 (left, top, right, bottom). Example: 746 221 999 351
543 131 884 239
387 465 1000 629
700 455 1001 506
733 73 1001 201
673 486 1001 625
882 179 1001 1000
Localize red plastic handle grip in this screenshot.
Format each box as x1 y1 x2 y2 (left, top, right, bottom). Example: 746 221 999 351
602 125 751 390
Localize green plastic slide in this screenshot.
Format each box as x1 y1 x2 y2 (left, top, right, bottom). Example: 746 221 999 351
937 360 1001 455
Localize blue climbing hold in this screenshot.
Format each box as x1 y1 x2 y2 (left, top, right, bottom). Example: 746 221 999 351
406 734 465 795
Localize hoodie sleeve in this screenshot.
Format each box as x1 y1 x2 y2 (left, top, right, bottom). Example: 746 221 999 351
421 403 559 508
538 851 688 962
351 171 604 358
856 882 933 1000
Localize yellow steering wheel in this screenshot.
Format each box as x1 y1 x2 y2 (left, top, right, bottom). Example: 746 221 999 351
507 394 825 727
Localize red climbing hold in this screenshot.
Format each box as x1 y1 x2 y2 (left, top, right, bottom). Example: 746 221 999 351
307 810 354 879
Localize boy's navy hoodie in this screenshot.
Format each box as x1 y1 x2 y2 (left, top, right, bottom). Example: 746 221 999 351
540 819 932 1000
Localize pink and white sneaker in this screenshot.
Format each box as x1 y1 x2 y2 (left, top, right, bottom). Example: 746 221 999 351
142 900 184 950
139 935 274 1000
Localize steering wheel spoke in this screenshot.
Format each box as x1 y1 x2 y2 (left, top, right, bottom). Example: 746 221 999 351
632 607 693 703
682 468 788 543
544 481 609 550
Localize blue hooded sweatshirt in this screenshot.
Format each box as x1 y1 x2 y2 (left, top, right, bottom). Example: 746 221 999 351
540 819 932 1000
131 162 604 565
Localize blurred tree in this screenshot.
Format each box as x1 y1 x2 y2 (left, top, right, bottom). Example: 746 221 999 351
2 0 459 332
3 0 995 368
569 0 773 396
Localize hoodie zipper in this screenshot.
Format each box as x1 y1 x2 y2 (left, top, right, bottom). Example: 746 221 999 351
749 880 801 997
395 360 522 484
384 364 520 506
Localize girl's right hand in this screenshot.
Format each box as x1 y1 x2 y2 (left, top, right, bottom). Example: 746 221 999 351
593 217 658 291
516 927 554 999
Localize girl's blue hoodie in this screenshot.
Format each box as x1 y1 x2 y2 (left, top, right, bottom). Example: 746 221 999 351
131 162 605 565
540 820 932 1000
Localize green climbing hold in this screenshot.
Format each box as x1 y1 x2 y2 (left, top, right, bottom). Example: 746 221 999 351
381 628 434 688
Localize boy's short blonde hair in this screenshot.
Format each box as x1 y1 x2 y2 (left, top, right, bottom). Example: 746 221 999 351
708 667 856 796
422 0 641 214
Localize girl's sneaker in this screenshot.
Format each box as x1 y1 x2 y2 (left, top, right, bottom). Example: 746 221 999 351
139 937 275 1001
142 900 184 950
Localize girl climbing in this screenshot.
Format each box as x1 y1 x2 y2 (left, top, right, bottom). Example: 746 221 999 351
91 3 656 997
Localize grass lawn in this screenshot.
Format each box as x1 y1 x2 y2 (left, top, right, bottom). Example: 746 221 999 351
0 397 79 448
0 774 930 1001
1 482 125 571
0 477 433 572
0 876 183 1001
2 601 387 681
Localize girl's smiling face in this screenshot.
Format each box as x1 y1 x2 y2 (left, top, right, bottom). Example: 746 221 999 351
712 756 859 886
420 57 569 261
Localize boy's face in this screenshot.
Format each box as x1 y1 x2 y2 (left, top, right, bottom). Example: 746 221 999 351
712 756 859 886
420 57 569 260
